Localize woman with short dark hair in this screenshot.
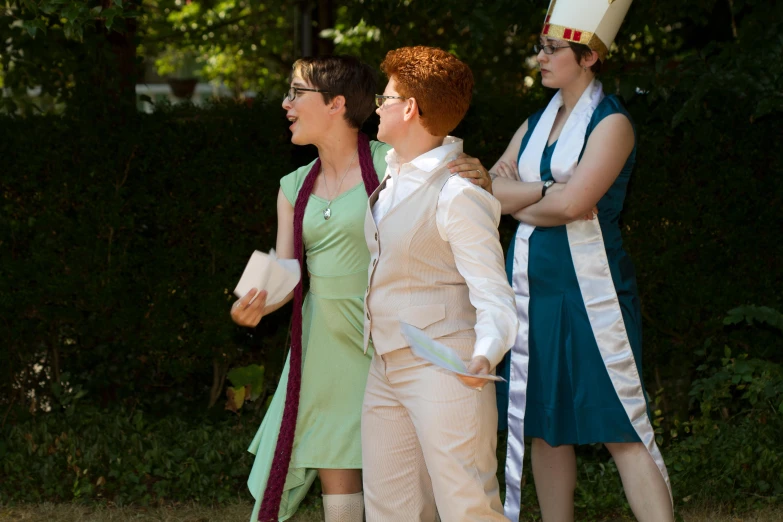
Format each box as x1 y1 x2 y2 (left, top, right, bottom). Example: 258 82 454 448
230 55 388 522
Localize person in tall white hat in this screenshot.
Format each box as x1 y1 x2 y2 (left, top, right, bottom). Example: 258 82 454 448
448 1 674 521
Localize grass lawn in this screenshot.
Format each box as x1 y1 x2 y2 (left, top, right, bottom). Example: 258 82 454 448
2 502 782 522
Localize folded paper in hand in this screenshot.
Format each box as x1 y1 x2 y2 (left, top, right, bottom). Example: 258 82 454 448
234 249 300 306
400 322 506 382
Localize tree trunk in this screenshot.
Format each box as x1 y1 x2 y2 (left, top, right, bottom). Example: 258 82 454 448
106 13 138 110
298 0 313 57
316 0 335 56
74 2 138 116
209 358 228 409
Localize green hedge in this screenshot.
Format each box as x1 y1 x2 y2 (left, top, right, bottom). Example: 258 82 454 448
1 100 299 417
1 79 782 510
1 406 258 504
3 91 780 418
3 303 781 512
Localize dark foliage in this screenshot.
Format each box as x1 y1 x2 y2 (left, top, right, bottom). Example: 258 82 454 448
2 0 783 512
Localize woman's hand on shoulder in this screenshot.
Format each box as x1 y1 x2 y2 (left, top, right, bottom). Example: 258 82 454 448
447 153 493 194
230 288 268 327
444 119 531 197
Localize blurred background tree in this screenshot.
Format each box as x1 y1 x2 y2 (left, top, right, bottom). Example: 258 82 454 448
1 0 781 513
3 0 781 118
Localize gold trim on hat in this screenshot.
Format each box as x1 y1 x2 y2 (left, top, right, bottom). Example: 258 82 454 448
541 23 609 61
586 34 609 61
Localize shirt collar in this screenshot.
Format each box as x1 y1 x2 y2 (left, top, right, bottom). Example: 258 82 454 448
385 136 464 174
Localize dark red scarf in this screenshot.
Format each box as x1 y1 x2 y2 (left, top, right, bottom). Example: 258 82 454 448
257 132 379 521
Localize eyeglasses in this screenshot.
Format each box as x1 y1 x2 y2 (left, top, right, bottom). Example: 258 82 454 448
284 86 329 102
534 44 571 55
375 95 407 108
375 94 424 115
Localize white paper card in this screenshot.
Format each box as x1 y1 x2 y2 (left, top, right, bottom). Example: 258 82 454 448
234 249 301 306
400 322 506 382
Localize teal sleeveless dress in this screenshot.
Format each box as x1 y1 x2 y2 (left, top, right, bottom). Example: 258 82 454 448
497 96 645 445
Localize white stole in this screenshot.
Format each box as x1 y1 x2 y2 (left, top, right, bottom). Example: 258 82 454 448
503 79 672 521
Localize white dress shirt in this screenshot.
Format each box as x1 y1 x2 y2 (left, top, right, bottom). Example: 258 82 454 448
372 137 518 369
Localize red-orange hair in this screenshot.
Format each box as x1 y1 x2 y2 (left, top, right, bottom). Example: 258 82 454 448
380 46 474 137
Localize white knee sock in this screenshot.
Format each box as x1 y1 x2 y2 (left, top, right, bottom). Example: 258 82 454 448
322 492 364 522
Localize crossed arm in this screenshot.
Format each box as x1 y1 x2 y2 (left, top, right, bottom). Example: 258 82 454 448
448 113 634 227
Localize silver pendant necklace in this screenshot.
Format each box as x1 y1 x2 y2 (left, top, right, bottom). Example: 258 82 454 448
321 149 358 220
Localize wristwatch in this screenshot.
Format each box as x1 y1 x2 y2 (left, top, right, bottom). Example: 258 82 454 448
541 180 554 198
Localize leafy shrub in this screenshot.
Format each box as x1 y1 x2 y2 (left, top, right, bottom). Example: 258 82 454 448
665 307 783 508
0 100 299 421
1 32 782 509
0 406 259 504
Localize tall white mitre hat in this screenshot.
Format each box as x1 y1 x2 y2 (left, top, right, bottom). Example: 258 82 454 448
541 0 633 61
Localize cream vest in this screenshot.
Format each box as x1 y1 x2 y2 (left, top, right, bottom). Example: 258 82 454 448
363 169 477 354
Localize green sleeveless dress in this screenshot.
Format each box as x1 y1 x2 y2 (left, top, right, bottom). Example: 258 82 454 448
246 141 390 521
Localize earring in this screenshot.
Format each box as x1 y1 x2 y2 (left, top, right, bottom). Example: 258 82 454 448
583 66 588 71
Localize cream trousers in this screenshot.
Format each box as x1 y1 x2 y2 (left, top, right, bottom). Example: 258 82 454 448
361 339 508 522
